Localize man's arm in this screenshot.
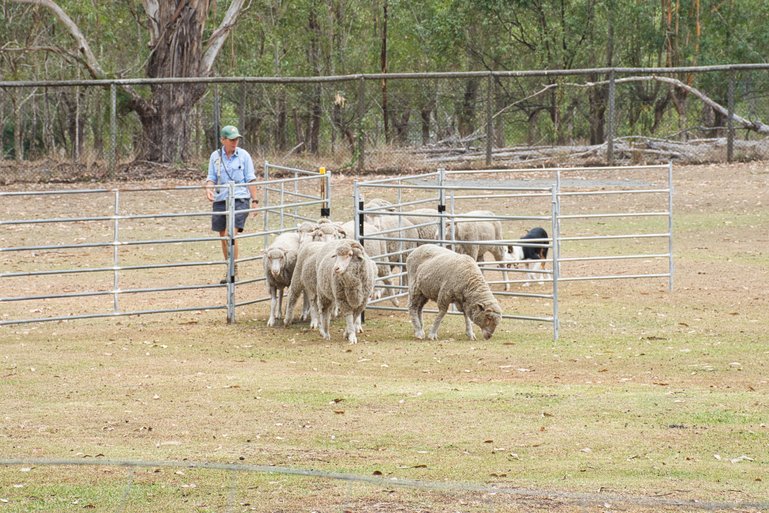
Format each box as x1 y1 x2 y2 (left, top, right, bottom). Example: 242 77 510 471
248 182 259 207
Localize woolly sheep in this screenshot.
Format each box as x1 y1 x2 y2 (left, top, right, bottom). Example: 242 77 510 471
311 218 346 242
283 241 326 327
340 220 400 306
407 244 502 341
362 198 420 279
297 221 319 244
315 239 377 344
263 231 302 326
402 207 440 243
447 210 511 291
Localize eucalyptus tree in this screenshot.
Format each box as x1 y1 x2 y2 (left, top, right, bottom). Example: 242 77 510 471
8 0 249 163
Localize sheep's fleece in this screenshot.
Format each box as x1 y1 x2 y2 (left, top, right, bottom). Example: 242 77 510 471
316 239 377 344
407 244 502 341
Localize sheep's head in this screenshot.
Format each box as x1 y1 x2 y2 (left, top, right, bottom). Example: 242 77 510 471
313 223 342 242
266 248 287 277
333 241 365 274
297 221 319 244
333 243 354 274
472 302 502 340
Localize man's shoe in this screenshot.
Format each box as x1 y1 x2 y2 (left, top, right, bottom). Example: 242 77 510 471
219 266 238 284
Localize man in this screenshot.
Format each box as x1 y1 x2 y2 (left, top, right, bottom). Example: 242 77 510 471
205 125 259 284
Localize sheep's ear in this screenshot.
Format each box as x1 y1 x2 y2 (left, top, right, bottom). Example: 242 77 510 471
351 241 364 256
475 303 486 314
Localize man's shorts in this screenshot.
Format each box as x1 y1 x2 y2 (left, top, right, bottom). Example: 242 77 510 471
211 198 250 233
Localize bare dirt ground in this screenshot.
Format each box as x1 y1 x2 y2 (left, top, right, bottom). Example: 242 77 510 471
1 161 768 512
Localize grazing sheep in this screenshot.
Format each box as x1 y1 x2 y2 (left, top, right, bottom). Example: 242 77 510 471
283 241 326 327
263 231 302 326
447 210 511 291
507 226 550 286
316 239 377 344
340 220 400 306
407 244 502 341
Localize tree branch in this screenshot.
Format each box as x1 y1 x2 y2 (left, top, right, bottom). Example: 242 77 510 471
11 0 154 119
12 0 106 79
582 75 769 135
201 0 249 75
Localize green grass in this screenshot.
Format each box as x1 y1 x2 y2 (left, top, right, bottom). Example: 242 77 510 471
2 166 769 511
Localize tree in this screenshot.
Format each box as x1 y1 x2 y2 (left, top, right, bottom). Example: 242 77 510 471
11 0 249 163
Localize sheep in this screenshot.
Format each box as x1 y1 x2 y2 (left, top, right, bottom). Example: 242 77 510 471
263 231 302 326
407 244 502 341
283 241 326 327
447 210 512 291
507 226 550 286
362 198 420 282
402 207 440 243
340 220 400 306
297 221 319 244
311 218 346 242
315 239 377 344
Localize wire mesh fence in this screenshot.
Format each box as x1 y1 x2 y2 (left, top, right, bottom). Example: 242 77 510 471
3 65 769 183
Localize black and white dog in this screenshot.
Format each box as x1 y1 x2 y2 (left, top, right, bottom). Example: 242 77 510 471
506 227 550 285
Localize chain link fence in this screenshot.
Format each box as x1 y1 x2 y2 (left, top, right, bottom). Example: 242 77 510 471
2 65 769 183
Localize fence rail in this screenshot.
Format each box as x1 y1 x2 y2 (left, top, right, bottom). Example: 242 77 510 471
2 164 671 338
2 66 768 181
0 163 330 326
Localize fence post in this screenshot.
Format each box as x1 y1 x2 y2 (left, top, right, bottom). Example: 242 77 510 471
226 182 236 324
437 168 446 245
606 69 616 165
727 71 735 163
320 167 330 218
356 76 366 173
667 161 674 292
109 83 117 179
551 186 560 341
112 189 120 314
485 73 494 166
262 161 270 250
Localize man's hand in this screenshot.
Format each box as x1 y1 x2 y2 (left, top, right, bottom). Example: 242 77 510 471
205 181 215 202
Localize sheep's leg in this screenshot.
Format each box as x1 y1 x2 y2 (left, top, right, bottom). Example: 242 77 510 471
267 286 278 327
427 306 448 341
343 312 358 344
385 276 400 306
408 293 429 339
308 293 320 329
283 287 299 326
463 311 477 341
276 288 284 320
318 297 332 340
301 294 310 321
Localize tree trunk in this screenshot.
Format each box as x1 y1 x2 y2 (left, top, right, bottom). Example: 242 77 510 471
16 0 247 164
458 78 479 138
588 73 607 145
307 8 322 154
380 0 389 144
420 100 433 145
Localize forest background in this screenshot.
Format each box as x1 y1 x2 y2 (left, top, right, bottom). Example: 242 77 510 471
2 0 769 179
